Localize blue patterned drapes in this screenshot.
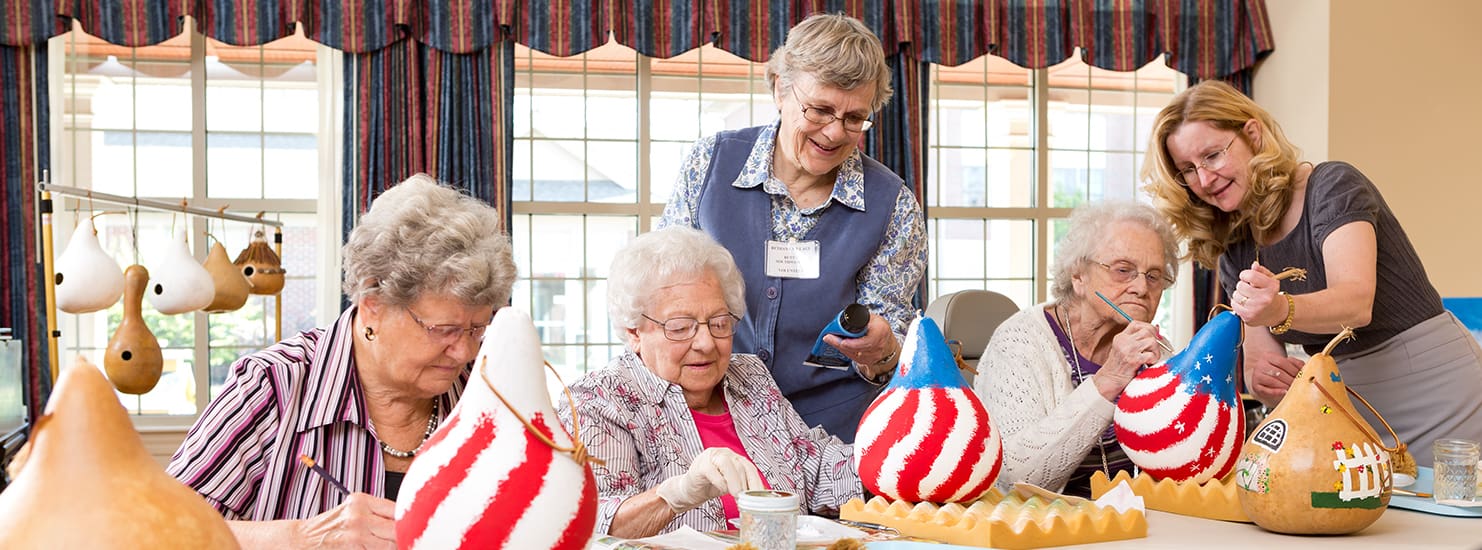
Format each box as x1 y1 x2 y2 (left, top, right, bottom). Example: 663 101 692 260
341 39 514 239
0 44 51 423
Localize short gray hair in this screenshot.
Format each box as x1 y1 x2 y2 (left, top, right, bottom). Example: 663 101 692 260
1050 201 1180 303
766 13 893 112
342 174 516 309
608 227 747 347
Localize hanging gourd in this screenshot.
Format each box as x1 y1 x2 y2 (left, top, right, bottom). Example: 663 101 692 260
396 307 598 549
145 229 214 315
54 217 125 314
1235 329 1399 535
105 265 165 394
202 239 250 313
234 230 285 295
0 355 239 548
1114 310 1244 483
854 316 1003 503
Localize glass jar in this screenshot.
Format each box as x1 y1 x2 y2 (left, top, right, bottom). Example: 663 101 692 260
1432 439 1480 504
737 490 798 550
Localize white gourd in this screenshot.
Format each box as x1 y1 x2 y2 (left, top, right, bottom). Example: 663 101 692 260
144 229 215 314
54 218 125 314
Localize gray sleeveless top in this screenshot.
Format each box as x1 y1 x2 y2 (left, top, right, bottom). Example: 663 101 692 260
1219 161 1442 357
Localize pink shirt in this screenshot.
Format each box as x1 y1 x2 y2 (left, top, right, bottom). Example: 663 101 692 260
691 408 770 523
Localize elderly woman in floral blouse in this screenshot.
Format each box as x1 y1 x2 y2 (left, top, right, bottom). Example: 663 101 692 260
556 227 860 538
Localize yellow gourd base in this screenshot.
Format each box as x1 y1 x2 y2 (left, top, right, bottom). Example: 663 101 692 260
1089 470 1250 523
840 489 1146 549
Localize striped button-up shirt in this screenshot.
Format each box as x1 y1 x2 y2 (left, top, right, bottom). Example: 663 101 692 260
167 306 464 520
555 350 861 535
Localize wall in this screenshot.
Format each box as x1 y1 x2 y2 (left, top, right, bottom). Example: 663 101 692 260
1258 0 1482 297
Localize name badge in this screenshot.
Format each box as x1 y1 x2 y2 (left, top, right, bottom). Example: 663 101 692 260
765 240 820 279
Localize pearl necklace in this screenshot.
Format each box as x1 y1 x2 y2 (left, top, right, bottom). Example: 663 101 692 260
1055 304 1110 478
380 399 439 459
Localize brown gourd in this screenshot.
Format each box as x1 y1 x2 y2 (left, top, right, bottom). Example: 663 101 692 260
203 240 250 312
1234 328 1400 534
234 230 286 295
0 355 239 548
105 264 165 394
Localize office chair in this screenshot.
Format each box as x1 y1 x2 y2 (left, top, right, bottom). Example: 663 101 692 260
923 290 1020 385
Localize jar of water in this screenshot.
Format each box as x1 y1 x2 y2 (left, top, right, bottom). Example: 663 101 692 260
1432 439 1480 505
737 490 798 550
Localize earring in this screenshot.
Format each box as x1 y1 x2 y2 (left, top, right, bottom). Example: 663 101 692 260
364 326 377 341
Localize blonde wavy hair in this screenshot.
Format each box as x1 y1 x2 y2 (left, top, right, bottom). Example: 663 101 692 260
765 13 893 112
1141 81 1302 269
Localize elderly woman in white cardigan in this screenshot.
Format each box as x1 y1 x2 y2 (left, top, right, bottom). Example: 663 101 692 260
973 201 1179 497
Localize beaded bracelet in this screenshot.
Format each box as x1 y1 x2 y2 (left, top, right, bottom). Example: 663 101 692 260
1269 291 1296 335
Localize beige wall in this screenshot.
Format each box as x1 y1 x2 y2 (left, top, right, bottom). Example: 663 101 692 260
1257 0 1482 297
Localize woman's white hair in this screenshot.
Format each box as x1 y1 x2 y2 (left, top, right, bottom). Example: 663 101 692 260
607 227 747 347
1050 200 1180 303
341 173 516 308
765 13 893 112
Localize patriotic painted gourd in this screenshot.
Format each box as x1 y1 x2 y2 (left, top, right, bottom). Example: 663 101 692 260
1236 329 1394 535
54 218 125 314
396 307 597 550
855 316 1003 503
1114 310 1244 483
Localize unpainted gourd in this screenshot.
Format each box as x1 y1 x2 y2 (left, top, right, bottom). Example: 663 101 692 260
203 240 250 312
54 218 125 314
0 355 239 548
145 229 215 314
105 265 165 394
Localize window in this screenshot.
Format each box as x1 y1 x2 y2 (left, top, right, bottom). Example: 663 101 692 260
510 42 1198 378
927 53 1184 328
52 23 333 424
510 42 771 383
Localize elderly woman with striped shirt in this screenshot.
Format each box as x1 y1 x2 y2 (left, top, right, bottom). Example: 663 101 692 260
167 175 516 548
556 227 860 538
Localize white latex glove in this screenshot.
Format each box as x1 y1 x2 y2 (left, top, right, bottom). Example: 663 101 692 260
655 447 765 514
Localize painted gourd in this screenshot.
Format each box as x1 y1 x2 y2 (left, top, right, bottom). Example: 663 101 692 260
855 316 1003 503
0 355 239 548
233 231 285 295
396 307 597 549
105 265 165 394
203 241 250 313
1235 329 1393 534
1114 310 1244 483
54 218 125 314
145 229 215 314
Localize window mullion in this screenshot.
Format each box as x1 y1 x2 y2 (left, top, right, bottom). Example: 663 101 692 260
637 54 653 231
190 28 211 416
1033 69 1050 304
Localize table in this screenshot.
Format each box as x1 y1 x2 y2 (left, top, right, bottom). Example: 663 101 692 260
867 508 1482 549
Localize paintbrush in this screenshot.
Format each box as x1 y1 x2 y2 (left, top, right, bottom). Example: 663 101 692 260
299 454 351 496
1095 291 1175 354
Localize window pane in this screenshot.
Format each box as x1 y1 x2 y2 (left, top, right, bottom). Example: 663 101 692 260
207 132 264 198
985 148 1035 208
650 140 689 204
531 140 587 201
588 141 638 204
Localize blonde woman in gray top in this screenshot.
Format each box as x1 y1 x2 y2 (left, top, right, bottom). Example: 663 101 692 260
1144 80 1482 465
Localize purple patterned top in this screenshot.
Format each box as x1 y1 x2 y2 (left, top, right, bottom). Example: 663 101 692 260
555 350 860 534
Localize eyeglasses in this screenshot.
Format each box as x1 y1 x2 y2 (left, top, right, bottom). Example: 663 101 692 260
791 87 873 133
641 313 740 342
406 308 489 343
1176 135 1239 186
1092 260 1173 290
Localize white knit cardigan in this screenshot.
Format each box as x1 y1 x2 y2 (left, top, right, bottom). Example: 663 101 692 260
972 302 1116 493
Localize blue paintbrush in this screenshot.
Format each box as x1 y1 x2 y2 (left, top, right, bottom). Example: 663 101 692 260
1095 291 1174 354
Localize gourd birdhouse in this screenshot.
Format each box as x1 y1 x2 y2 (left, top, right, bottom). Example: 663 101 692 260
233 230 285 295
855 316 1003 503
395 307 597 549
54 218 125 314
145 229 214 314
202 240 250 313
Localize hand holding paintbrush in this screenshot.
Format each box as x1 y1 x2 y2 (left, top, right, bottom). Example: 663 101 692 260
1095 291 1175 354
299 454 351 497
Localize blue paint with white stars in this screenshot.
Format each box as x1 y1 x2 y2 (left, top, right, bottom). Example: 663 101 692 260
1167 311 1242 405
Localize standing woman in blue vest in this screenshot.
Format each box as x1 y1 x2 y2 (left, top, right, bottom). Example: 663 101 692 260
658 13 927 443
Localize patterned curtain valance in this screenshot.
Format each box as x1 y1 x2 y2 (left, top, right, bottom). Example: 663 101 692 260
4 0 1272 80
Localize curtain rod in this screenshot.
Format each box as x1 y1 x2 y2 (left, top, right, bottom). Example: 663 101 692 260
37 181 285 228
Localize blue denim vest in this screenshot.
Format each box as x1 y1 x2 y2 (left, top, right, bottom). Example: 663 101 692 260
697 125 902 442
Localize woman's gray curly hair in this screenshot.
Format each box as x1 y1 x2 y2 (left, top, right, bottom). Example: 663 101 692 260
607 227 747 347
765 13 893 112
1050 200 1180 303
342 174 516 309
